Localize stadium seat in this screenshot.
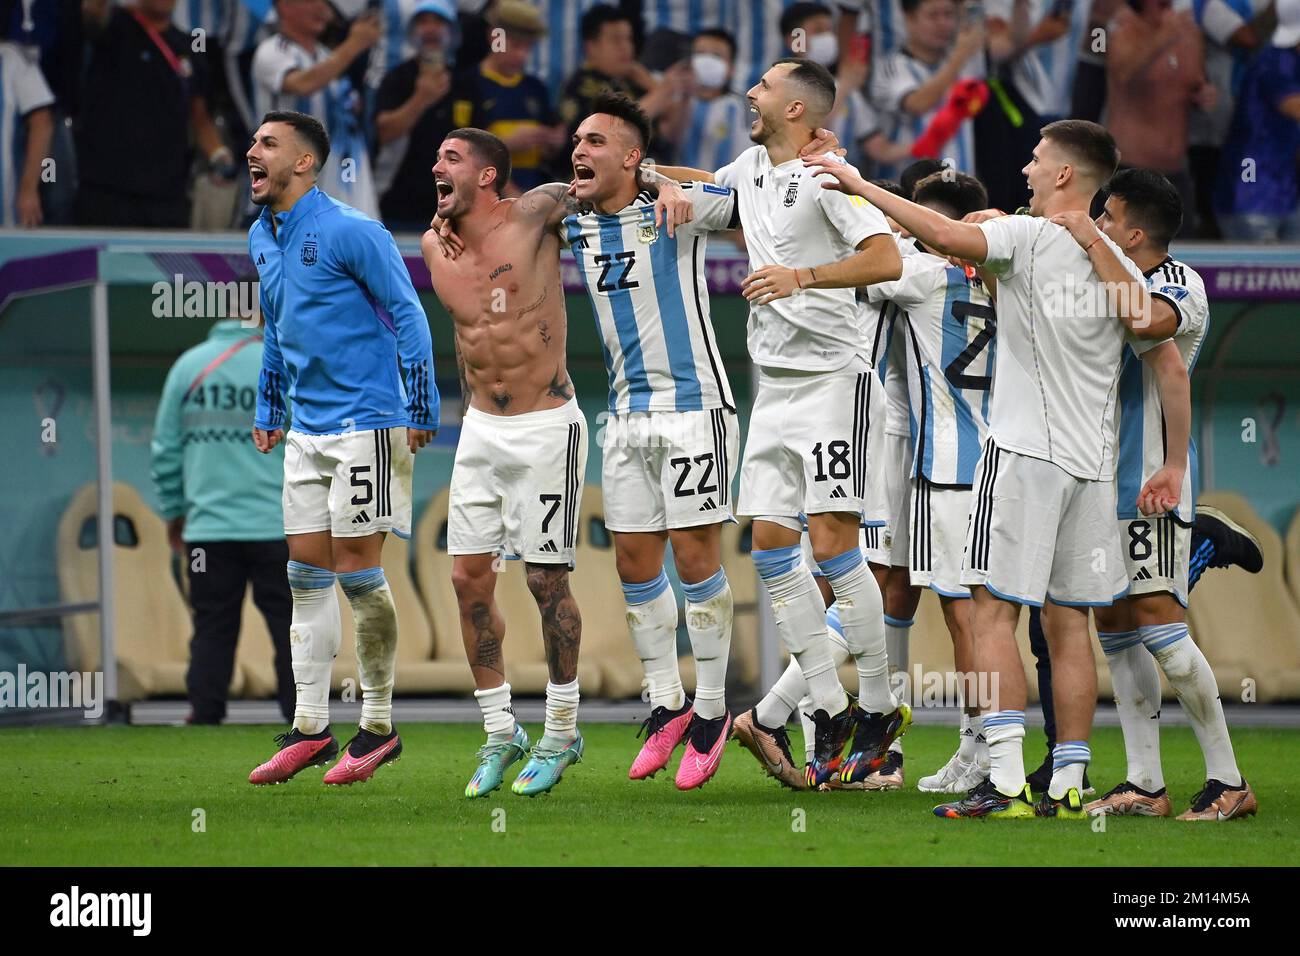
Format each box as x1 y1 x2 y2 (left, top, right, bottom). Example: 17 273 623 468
412 487 603 696
1187 491 1300 702
1285 506 1300 614
57 481 242 702
571 485 642 698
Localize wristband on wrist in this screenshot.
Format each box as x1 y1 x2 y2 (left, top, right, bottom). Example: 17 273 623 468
1085 234 1103 252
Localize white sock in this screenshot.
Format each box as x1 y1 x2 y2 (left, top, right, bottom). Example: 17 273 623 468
1142 623 1242 787
799 694 816 763
474 683 515 744
818 548 895 713
884 612 912 703
1099 630 1164 792
286 561 340 735
681 568 732 720
339 567 397 736
756 610 851 727
622 571 685 711
754 546 847 716
543 679 580 745
983 710 1026 795
1049 740 1091 800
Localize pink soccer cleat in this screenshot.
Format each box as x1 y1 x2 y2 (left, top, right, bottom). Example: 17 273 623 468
322 727 403 785
675 712 732 791
248 728 339 785
629 702 693 780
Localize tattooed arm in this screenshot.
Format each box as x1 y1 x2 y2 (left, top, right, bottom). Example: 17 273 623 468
513 181 584 235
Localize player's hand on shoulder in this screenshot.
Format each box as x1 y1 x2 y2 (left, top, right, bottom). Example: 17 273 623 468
252 427 283 454
742 264 801 305
800 127 845 159
1137 466 1183 517
407 426 435 453
801 155 866 195
961 208 1008 225
1048 210 1101 248
653 178 693 238
424 214 464 260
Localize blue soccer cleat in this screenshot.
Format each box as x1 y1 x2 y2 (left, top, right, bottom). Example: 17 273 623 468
465 724 530 799
512 733 584 796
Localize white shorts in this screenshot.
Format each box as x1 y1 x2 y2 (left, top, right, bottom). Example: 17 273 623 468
283 427 413 538
447 400 588 566
908 478 973 598
961 440 1128 607
1119 515 1190 607
739 365 882 520
864 432 913 567
601 408 739 532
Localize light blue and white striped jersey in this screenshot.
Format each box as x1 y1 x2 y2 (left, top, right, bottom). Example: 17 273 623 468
825 87 883 172
0 41 54 228
641 0 728 35
563 181 739 413
866 0 906 62
732 0 799 95
526 0 605 102
988 0 1092 120
866 249 994 486
222 0 273 133
1115 257 1209 523
870 46 983 179
679 91 753 173
252 34 379 217
169 0 231 39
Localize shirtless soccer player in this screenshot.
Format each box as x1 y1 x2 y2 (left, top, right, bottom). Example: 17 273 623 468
654 58 911 789
565 93 742 790
246 111 439 787
805 122 1194 819
422 128 691 798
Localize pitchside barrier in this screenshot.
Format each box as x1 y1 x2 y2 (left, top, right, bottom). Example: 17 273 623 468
0 232 1296 715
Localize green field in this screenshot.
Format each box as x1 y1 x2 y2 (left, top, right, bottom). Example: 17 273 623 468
1 723 1294 866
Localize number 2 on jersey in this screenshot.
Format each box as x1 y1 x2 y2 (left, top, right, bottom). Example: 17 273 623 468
944 300 996 391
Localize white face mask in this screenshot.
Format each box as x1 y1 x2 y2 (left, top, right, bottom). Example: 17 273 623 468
692 52 730 90
806 31 839 67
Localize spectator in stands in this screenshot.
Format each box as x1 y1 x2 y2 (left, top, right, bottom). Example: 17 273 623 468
1074 0 1120 121
76 0 225 227
1104 0 1212 235
871 0 986 179
252 0 381 217
525 0 608 101
0 38 53 227
375 0 472 229
151 317 294 726
467 0 566 193
1189 0 1267 237
781 2 910 173
731 0 862 93
1215 0 1300 240
668 28 754 172
557 4 688 161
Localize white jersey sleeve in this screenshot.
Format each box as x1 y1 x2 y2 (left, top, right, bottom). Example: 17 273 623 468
8 50 54 115
253 36 303 95
680 181 739 233
865 252 937 309
870 51 921 113
815 174 892 249
1148 258 1210 338
978 214 1038 279
713 146 758 190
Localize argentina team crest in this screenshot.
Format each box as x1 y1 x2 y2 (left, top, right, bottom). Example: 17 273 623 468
301 238 317 266
783 177 799 207
637 209 658 243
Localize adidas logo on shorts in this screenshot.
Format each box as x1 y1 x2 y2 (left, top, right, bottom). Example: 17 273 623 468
1132 567 1153 581
698 497 717 512
829 485 848 499
539 540 559 554
352 511 370 524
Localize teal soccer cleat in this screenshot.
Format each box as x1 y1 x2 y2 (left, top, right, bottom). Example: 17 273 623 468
465 724 530 798
511 733 584 796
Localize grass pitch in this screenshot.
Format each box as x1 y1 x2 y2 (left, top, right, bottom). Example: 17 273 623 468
1 723 1294 866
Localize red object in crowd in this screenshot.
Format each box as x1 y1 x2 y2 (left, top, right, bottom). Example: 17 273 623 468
910 78 990 159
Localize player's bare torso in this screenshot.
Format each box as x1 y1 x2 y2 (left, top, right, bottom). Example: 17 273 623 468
423 186 576 416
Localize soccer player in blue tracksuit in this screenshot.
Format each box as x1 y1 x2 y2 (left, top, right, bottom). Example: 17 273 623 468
243 110 439 787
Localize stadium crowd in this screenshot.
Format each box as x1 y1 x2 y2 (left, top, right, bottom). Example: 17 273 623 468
1 0 1296 238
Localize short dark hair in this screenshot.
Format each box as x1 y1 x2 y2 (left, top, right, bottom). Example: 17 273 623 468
900 158 949 200
444 127 512 196
261 110 330 172
770 57 836 121
912 171 989 219
696 27 737 61
589 91 652 153
581 4 632 43
1103 167 1183 249
780 1 832 37
870 179 906 199
1041 119 1120 184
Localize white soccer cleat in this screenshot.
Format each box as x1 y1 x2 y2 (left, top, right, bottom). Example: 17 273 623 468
917 749 988 793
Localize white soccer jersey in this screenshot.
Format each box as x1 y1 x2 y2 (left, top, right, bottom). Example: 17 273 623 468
0 42 54 228
714 146 893 370
252 34 379 218
867 250 994 486
1115 257 1209 523
870 46 984 177
978 214 1157 482
562 181 739 414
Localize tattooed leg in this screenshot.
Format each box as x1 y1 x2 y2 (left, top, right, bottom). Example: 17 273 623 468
452 553 507 689
526 562 582 683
